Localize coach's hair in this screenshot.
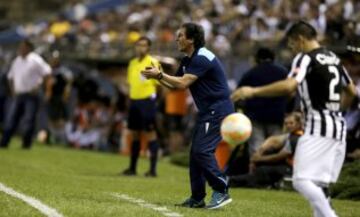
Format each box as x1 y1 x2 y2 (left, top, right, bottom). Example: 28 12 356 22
181 22 205 49
286 20 317 40
136 36 152 47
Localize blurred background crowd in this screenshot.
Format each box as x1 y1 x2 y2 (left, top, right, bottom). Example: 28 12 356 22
1 0 360 77
0 0 359 164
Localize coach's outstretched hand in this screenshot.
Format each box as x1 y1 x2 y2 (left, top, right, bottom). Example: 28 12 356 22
141 66 159 79
231 86 255 101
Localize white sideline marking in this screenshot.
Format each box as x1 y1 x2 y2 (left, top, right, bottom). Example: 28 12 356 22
0 182 63 217
111 193 183 217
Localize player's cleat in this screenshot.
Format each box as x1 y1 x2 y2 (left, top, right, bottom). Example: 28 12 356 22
122 168 136 176
206 191 232 209
176 197 205 208
144 171 157 177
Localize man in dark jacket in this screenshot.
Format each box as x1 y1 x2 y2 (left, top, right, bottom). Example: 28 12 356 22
237 47 288 155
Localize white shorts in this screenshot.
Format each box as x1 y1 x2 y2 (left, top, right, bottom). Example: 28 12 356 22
292 134 346 184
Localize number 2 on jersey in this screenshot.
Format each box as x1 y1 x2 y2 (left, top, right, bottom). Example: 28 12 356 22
328 66 340 101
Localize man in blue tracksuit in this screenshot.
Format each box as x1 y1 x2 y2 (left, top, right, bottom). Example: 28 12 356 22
142 22 234 209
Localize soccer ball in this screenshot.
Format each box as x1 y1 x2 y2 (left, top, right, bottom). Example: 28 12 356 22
221 113 252 146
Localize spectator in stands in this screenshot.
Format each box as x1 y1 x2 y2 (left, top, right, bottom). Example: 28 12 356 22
45 51 73 144
107 88 127 153
49 14 72 39
65 101 100 149
0 40 52 149
92 95 114 151
121 36 161 177
66 0 88 22
345 82 360 162
236 47 288 156
249 17 273 42
229 112 304 188
0 69 8 129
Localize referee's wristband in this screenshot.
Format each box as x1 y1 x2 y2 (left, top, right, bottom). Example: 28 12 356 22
157 72 163 80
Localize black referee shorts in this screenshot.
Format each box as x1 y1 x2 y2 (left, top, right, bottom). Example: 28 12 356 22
127 98 157 131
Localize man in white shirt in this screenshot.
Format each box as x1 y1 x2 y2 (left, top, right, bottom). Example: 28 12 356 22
0 40 52 149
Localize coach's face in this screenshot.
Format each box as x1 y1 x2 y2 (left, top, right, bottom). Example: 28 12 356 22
176 28 193 53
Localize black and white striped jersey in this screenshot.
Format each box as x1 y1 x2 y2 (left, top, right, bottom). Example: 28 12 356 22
288 47 353 141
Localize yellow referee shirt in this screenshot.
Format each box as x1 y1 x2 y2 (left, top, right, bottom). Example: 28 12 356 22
127 54 161 100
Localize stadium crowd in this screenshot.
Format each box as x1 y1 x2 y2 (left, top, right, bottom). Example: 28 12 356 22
0 0 359 182
3 1 359 64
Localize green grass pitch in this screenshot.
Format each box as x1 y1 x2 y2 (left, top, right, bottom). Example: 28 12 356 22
0 140 359 217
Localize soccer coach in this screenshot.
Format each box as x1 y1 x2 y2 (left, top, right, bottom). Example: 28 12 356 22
142 22 234 209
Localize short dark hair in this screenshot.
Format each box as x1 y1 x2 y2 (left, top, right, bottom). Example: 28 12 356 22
255 47 275 64
181 22 205 49
22 39 34 51
286 21 317 40
136 36 152 47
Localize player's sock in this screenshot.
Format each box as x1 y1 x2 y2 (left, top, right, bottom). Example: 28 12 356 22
293 179 338 217
321 186 332 201
148 140 159 174
315 182 334 209
129 140 141 171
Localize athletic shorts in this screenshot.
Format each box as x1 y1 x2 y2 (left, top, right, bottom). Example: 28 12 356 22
292 134 346 183
127 98 156 131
